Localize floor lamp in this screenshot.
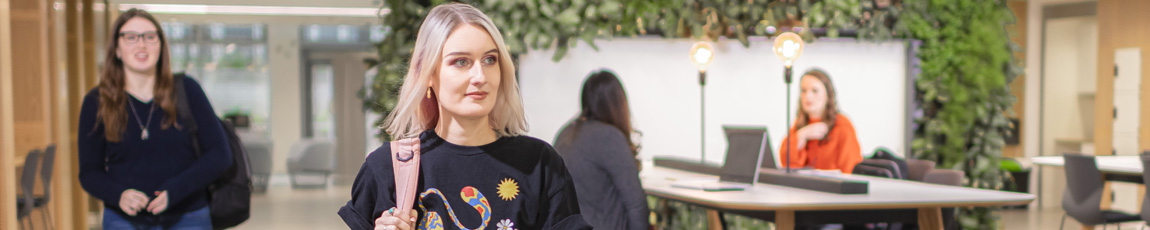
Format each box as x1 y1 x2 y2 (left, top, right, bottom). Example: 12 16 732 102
690 41 715 164
772 32 804 173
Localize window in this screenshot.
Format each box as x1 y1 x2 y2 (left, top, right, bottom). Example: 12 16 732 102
164 22 270 131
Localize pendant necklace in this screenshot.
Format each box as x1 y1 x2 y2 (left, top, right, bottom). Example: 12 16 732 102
128 96 156 140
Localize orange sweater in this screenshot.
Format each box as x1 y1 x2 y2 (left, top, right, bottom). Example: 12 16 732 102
778 114 862 173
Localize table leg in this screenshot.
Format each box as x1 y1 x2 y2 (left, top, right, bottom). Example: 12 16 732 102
774 210 795 230
917 208 943 230
706 209 722 230
1139 186 1145 213
1101 181 1112 210
1081 225 1094 230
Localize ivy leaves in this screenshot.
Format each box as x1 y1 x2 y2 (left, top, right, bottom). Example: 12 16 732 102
479 0 664 61
901 0 1018 228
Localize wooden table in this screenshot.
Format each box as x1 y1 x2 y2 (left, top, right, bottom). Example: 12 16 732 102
1031 155 1142 178
1030 155 1145 229
642 167 1035 230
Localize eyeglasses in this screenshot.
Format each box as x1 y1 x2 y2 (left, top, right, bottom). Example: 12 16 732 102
120 32 160 44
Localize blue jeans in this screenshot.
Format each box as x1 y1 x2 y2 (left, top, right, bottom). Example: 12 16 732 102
103 207 212 230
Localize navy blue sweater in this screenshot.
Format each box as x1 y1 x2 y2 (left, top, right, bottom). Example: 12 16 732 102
78 77 232 225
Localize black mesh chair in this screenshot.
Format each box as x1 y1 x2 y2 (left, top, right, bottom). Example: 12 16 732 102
16 150 41 230
33 145 56 230
1060 153 1140 230
1140 153 1149 230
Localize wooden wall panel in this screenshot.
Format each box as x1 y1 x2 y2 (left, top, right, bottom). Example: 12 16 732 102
11 0 52 160
1004 1 1028 158
12 20 44 123
7 0 57 228
1095 0 1150 157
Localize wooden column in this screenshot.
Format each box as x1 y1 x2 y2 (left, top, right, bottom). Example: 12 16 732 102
81 0 98 224
64 0 94 228
82 0 95 84
0 0 18 228
48 0 78 228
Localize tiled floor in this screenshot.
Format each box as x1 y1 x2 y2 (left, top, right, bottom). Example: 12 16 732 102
1000 206 1147 230
231 174 351 230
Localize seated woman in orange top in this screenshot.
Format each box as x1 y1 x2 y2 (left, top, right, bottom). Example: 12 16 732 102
779 69 862 173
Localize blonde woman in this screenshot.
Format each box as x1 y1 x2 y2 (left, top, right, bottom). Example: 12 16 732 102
339 3 592 230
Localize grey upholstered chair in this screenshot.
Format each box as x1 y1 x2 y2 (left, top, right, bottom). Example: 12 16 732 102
1060 153 1140 230
920 168 962 230
16 150 41 230
906 159 937 182
921 168 963 186
241 137 273 192
286 139 335 188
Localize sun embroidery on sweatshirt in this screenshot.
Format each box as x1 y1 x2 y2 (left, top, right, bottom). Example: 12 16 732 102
496 178 519 201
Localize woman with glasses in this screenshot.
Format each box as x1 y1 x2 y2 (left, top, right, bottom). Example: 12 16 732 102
554 69 650 230
78 8 232 229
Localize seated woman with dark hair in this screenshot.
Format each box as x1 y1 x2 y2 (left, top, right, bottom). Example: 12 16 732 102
554 69 650 230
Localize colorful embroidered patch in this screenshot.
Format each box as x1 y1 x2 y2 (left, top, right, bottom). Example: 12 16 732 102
419 212 444 230
417 186 491 230
496 178 519 201
496 219 517 230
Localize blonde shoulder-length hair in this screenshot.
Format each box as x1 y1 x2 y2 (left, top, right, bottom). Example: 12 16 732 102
383 3 528 140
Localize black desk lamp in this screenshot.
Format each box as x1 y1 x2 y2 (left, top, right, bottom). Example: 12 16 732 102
690 41 715 164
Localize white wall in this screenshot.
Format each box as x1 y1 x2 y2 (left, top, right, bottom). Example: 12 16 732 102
267 24 301 174
1024 0 1098 210
1041 16 1096 156
1024 0 1096 159
519 38 908 166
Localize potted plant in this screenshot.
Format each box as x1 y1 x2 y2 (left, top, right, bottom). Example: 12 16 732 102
223 108 251 129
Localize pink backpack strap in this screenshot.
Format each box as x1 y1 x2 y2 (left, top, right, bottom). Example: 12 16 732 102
390 138 421 215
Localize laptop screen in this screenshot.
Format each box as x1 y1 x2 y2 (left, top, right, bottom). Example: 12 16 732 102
718 125 769 184
759 129 777 169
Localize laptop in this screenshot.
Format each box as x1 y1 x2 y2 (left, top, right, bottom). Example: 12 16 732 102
758 128 777 170
671 125 770 191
